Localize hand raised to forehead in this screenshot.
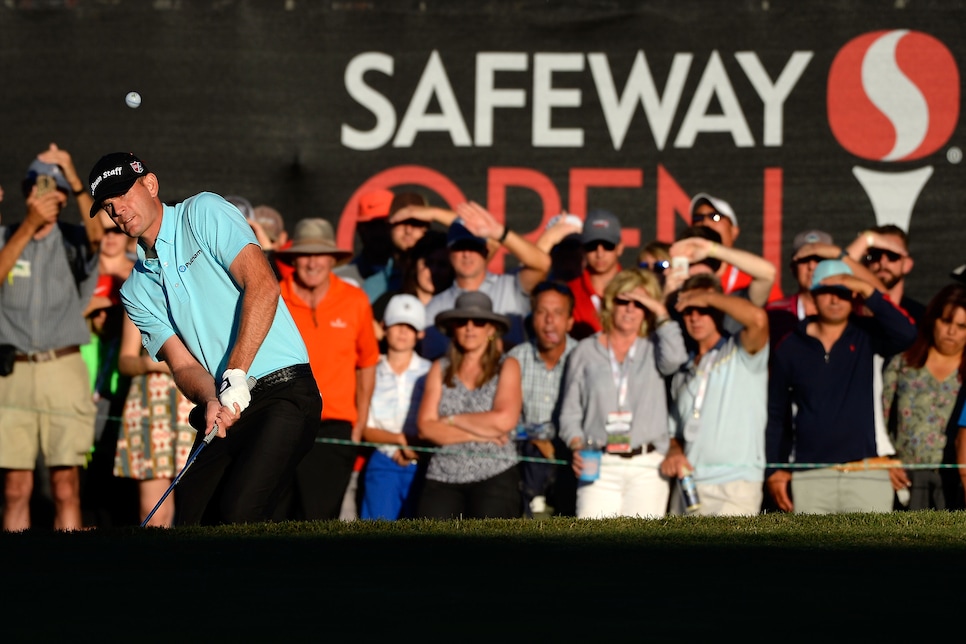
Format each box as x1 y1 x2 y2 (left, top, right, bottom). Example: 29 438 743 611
674 288 715 311
623 286 662 313
389 204 434 225
454 201 502 240
792 242 839 262
817 272 874 298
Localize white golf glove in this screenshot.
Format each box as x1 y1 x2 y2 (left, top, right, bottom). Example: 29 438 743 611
219 368 252 412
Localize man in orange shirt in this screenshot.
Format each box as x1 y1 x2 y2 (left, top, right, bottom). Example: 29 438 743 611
277 218 379 520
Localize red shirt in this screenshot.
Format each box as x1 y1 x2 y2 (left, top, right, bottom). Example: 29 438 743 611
567 269 617 341
721 263 784 302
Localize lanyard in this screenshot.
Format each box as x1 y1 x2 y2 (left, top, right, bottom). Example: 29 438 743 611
724 264 739 293
607 340 637 411
690 348 719 420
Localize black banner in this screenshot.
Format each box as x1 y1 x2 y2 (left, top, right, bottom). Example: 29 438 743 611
1 1 963 301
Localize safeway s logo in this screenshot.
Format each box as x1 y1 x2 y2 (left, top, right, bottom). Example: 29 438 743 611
827 30 959 161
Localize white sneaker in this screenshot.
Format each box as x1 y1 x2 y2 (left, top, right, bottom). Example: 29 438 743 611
530 495 546 514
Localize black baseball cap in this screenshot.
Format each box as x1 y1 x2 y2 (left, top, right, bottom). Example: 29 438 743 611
88 152 149 218
447 218 488 254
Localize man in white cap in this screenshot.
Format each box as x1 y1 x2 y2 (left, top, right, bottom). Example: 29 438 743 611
766 259 916 514
359 293 431 520
690 192 783 303
276 218 379 521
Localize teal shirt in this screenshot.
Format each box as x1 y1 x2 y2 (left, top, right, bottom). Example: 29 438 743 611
120 192 308 379
362 257 398 303
669 335 768 485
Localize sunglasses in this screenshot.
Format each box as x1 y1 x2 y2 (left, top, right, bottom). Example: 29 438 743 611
583 240 617 253
793 255 823 266
812 286 850 298
639 259 670 273
614 296 647 312
680 306 714 317
453 318 490 329
864 248 904 264
693 212 728 224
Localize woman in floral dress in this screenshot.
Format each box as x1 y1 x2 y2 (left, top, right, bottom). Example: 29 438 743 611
883 283 966 510
113 313 196 527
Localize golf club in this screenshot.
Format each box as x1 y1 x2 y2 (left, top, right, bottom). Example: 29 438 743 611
139 422 219 528
140 375 257 528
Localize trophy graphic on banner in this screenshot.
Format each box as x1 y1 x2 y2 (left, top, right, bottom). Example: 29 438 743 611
827 29 959 232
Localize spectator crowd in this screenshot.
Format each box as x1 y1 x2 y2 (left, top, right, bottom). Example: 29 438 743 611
2 144 966 529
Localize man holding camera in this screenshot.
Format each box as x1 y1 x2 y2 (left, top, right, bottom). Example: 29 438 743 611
0 144 101 531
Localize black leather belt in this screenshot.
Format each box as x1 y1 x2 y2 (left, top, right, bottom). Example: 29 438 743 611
249 363 314 396
613 444 656 459
15 345 80 363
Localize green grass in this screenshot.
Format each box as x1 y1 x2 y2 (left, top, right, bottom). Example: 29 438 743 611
4 512 965 640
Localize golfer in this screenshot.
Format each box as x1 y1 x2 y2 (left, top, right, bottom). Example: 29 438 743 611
87 152 321 525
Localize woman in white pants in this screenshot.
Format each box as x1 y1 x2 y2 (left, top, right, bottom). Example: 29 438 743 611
558 269 687 518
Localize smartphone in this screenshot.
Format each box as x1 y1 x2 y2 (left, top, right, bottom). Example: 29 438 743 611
34 174 56 196
546 212 584 231
671 256 690 279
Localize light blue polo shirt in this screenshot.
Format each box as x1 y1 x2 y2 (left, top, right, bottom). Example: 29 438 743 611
120 192 308 380
669 334 768 485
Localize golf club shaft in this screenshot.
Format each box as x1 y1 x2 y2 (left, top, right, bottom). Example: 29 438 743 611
139 423 218 527
139 375 257 528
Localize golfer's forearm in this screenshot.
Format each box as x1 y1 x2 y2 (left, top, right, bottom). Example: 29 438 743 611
170 364 218 407
229 283 279 373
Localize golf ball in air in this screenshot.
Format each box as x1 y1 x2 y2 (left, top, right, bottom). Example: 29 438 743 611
125 91 142 109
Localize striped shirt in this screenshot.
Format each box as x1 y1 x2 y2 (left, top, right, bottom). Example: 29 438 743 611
0 224 98 352
507 336 576 427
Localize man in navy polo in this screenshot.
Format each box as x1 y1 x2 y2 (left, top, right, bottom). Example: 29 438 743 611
88 152 321 525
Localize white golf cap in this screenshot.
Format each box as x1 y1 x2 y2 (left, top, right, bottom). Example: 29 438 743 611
689 192 738 227
383 294 426 331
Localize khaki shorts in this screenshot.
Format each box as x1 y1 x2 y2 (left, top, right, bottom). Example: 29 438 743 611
0 353 96 469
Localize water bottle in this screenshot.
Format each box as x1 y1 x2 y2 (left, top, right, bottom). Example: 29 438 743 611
578 439 603 482
680 467 700 513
